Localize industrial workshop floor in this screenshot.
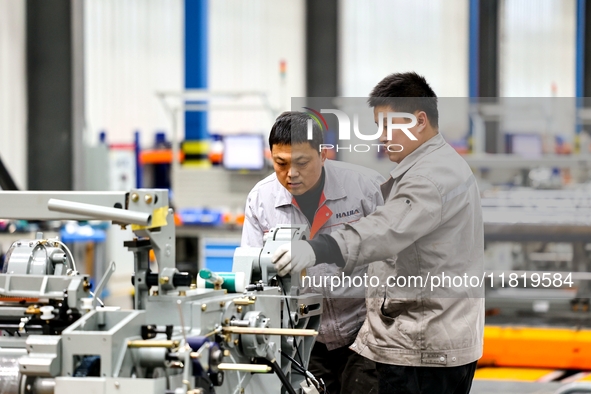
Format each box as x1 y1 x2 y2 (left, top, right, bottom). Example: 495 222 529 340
471 367 591 393
471 381 562 393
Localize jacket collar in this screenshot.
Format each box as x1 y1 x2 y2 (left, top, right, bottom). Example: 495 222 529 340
389 133 446 180
274 160 347 208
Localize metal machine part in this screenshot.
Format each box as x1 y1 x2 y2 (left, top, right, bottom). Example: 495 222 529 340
0 233 90 342
0 189 322 394
2 233 74 276
0 356 20 394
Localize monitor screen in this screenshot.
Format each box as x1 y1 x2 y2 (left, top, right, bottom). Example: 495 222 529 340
509 134 543 158
222 134 265 171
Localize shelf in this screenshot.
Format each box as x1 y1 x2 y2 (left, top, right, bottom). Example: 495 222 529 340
464 154 591 169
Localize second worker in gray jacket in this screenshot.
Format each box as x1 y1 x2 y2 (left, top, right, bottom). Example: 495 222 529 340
272 73 485 394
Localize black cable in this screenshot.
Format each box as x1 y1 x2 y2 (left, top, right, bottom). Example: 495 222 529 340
268 359 298 394
277 276 311 386
280 350 307 375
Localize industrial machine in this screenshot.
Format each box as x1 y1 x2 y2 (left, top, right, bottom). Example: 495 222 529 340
0 189 322 394
477 186 591 392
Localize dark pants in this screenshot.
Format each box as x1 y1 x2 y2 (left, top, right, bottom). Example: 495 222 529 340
308 342 378 394
376 361 478 394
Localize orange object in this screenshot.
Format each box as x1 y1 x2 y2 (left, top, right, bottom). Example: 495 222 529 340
174 212 183 226
0 297 39 303
480 325 591 369
222 212 233 224
474 367 558 382
140 149 185 165
235 213 245 226
209 151 222 164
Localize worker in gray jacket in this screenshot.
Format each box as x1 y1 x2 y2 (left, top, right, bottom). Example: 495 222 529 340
242 111 384 394
272 73 485 394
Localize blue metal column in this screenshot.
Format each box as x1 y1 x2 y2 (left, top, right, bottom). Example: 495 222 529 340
467 0 480 154
184 0 209 166
468 0 480 99
576 0 586 99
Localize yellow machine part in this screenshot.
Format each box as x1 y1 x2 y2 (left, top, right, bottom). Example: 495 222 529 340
474 367 558 382
131 206 169 231
480 325 591 370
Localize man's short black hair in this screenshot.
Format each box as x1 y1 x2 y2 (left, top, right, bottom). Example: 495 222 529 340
269 111 323 152
368 72 439 128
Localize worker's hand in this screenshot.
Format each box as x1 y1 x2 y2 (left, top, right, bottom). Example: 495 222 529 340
272 241 316 277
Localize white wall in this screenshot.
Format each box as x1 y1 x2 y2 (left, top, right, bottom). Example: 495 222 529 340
0 0 26 189
208 0 306 136
84 0 184 147
339 0 469 97
84 0 305 146
500 0 576 97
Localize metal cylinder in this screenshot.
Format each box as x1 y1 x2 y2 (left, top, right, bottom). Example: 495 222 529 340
137 348 167 369
33 378 55 394
217 363 272 373
222 327 317 336
0 357 20 394
128 340 180 349
47 199 151 225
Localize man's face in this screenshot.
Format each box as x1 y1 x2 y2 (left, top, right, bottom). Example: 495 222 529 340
374 105 423 163
271 143 326 196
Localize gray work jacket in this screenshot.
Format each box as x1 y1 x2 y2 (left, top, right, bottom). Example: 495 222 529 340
242 160 385 349
332 134 485 366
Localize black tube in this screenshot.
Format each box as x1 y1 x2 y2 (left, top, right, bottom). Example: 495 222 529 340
269 360 297 394
280 351 307 375
172 272 193 287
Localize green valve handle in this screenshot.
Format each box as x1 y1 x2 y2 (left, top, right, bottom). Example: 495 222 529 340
199 269 224 286
197 270 246 293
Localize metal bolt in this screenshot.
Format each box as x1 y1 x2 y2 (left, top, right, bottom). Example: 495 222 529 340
234 339 239 346
160 276 170 285
190 284 197 290
237 306 243 313
131 193 139 202
201 304 207 311
145 194 153 204
220 301 226 307
249 296 257 301
224 318 230 325
299 304 309 315
223 349 230 357
178 291 186 296
152 290 159 296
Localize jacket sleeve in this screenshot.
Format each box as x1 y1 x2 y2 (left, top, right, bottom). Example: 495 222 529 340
362 173 386 213
331 174 442 275
240 191 265 248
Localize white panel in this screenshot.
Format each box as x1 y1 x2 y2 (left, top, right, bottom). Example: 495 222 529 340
208 0 306 136
84 0 183 147
500 0 576 97
0 0 26 188
339 0 469 97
